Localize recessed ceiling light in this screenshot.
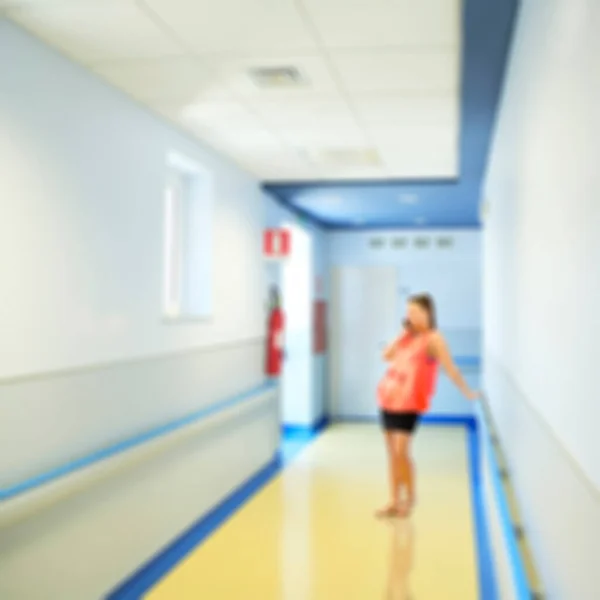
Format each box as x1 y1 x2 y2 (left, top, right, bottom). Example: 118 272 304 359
399 193 419 205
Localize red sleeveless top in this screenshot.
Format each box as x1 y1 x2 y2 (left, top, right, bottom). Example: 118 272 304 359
377 332 439 414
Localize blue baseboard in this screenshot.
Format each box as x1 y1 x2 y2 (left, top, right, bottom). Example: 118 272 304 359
422 414 476 429
467 424 498 599
105 455 282 599
479 411 531 599
282 414 330 436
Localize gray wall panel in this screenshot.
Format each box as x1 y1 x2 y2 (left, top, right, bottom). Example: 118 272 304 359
0 338 265 487
485 355 600 600
0 391 278 600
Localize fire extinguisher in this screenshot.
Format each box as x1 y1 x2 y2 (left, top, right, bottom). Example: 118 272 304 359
266 286 285 377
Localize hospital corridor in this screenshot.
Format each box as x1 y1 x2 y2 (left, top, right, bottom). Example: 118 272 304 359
1 0 599 599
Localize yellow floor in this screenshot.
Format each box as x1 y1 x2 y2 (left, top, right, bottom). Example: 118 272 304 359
146 424 478 600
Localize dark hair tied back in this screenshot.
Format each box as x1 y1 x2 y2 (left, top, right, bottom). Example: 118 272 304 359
408 293 437 329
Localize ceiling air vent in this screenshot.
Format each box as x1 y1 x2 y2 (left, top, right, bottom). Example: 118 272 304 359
249 66 308 88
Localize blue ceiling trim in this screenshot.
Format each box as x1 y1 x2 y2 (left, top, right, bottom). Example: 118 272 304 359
264 189 329 229
318 223 481 232
262 0 519 229
264 177 458 189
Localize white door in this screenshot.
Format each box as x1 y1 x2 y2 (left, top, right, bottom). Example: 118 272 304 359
329 266 399 418
281 224 313 426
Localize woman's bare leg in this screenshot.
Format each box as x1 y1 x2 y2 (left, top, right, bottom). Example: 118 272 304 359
394 433 416 516
377 431 403 517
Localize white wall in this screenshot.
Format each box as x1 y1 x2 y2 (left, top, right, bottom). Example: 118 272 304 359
265 196 328 426
0 21 265 381
484 0 600 596
0 23 280 598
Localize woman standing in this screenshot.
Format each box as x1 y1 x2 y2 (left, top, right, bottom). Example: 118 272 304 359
376 294 478 518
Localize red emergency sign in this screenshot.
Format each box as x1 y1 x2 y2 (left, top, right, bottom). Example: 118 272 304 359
263 229 291 259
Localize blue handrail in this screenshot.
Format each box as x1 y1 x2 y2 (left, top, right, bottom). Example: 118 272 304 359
0 381 277 502
478 398 543 599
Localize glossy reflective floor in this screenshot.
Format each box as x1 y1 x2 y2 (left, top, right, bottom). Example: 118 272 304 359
146 424 478 599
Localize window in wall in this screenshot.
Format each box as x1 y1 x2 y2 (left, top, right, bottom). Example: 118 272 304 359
163 151 212 321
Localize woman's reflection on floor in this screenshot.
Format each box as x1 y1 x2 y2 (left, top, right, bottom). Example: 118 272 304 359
385 518 414 600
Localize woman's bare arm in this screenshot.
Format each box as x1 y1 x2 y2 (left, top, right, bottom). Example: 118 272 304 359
382 327 407 361
429 333 478 400
382 340 398 361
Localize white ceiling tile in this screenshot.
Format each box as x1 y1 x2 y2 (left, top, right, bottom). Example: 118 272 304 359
195 130 300 177
383 152 458 178
8 1 184 63
166 105 328 179
368 122 458 148
246 96 356 129
354 94 459 127
377 141 457 163
386 167 456 179
191 123 282 150
0 0 54 5
208 54 338 99
1 0 87 6
143 0 317 54
375 125 459 178
93 57 229 103
161 101 279 147
331 50 459 94
237 153 316 180
302 0 460 49
279 125 368 149
317 166 389 181
160 100 257 128
261 168 317 182
2 0 118 6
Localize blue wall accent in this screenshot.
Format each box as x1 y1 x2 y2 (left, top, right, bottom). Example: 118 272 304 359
264 0 519 229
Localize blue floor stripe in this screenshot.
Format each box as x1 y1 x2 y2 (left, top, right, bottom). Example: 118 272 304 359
483 420 531 599
282 414 330 437
467 422 498 600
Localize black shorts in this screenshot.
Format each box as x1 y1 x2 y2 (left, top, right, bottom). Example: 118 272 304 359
380 411 420 434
